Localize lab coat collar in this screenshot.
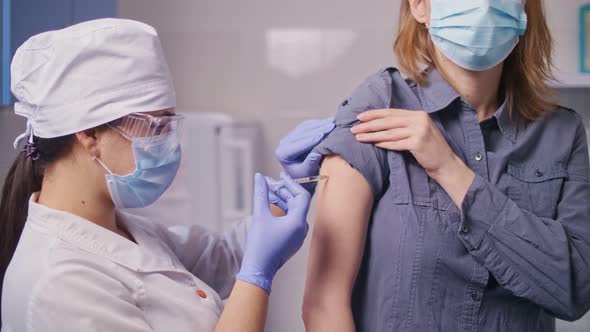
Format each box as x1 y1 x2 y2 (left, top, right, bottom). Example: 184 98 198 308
26 195 174 273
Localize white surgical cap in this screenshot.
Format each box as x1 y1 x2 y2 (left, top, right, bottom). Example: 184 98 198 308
11 18 176 149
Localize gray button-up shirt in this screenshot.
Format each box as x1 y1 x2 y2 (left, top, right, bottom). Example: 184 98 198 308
314 68 590 332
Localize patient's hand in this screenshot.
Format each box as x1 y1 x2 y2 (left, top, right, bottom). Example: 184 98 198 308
351 108 457 177
352 108 475 207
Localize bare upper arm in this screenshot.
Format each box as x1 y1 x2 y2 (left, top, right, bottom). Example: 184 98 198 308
304 154 374 302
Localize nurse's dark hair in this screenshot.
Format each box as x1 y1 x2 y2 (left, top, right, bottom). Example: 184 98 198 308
395 0 556 122
0 135 74 302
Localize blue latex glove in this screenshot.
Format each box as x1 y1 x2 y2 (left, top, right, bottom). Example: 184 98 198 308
275 117 335 193
236 172 311 293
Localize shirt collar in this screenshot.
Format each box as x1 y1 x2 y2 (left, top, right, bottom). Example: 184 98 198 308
491 98 519 143
26 195 173 272
416 67 461 114
416 67 519 143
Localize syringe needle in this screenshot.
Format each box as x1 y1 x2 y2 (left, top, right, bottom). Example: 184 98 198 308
270 175 328 190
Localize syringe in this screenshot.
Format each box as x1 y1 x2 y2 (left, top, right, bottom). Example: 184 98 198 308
270 175 328 190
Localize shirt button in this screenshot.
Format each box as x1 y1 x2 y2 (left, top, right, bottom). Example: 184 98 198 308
471 292 481 301
341 99 349 107
461 224 469 234
535 169 544 177
474 152 483 161
196 289 207 299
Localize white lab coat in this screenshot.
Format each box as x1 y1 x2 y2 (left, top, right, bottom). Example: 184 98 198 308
1 196 249 332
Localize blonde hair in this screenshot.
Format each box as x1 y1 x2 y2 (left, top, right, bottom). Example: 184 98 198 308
394 0 556 122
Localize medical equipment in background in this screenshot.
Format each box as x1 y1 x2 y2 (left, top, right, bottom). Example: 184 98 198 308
123 112 262 232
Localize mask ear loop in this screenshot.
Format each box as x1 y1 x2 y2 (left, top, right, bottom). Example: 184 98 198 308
91 154 114 174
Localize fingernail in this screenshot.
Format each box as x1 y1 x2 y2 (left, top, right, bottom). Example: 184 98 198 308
357 113 367 120
350 126 358 134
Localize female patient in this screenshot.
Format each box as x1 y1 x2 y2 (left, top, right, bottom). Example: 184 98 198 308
303 0 590 331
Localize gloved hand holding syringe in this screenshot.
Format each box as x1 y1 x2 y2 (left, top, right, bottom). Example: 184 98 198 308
267 175 328 212
269 175 328 190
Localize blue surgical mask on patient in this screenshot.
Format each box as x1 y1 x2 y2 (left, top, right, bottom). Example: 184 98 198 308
429 0 527 71
94 131 182 209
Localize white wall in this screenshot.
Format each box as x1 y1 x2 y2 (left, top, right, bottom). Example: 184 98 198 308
545 0 590 87
118 0 400 175
117 1 590 331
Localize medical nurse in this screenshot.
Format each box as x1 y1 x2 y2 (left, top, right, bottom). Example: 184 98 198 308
0 19 334 332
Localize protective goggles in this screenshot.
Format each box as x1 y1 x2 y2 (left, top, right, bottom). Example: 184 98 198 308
107 112 184 142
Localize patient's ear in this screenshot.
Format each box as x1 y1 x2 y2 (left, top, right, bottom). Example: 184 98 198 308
408 0 429 25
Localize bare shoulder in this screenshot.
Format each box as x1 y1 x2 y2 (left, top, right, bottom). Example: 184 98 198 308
318 155 373 201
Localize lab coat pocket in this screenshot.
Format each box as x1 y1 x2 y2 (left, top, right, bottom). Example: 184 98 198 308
506 160 568 218
139 272 222 331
